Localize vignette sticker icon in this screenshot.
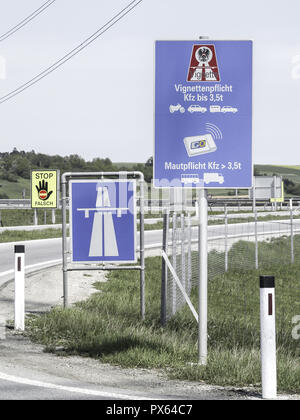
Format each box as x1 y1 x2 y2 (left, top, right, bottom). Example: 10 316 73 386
187 45 220 82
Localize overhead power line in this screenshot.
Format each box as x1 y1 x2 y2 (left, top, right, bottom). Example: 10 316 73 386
0 0 56 43
0 0 143 105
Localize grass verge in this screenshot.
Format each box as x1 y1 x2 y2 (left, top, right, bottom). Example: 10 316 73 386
26 236 300 394
0 229 62 243
0 208 63 227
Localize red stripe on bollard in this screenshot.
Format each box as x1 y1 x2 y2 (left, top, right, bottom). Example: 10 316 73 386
268 293 273 316
17 257 22 272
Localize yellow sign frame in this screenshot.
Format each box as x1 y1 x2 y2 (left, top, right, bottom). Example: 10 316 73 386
31 170 59 208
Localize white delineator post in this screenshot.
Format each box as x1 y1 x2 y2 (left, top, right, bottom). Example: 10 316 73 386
14 245 25 331
260 275 277 399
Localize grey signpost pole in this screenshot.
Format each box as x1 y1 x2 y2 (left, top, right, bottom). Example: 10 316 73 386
195 35 209 366
225 205 228 272
161 208 169 326
290 198 294 264
61 176 69 308
139 175 145 320
252 176 256 213
198 188 208 365
255 209 259 269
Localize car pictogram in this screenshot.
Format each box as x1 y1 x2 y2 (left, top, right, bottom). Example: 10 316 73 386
221 106 238 113
187 104 207 113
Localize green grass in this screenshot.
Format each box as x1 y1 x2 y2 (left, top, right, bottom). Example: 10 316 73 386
0 228 62 243
279 165 300 171
27 235 300 394
0 177 30 199
0 208 63 227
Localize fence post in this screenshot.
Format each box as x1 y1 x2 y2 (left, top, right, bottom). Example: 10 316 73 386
187 213 192 293
161 209 169 326
225 205 228 272
255 210 258 269
51 209 56 224
195 200 199 219
33 208 38 226
14 245 25 331
260 275 277 399
181 214 186 291
172 212 177 316
290 199 294 264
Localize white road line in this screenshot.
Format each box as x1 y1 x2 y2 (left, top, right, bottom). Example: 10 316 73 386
0 256 153 400
0 372 153 400
0 259 62 278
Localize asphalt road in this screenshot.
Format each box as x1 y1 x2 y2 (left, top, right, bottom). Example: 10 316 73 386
1 218 300 288
1 220 300 400
0 331 263 401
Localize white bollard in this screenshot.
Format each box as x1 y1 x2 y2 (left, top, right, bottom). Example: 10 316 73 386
260 275 277 399
14 245 25 331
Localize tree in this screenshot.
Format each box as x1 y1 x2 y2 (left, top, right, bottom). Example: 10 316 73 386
11 156 30 178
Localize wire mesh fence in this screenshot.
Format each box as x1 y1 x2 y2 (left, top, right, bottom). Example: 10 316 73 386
161 208 300 356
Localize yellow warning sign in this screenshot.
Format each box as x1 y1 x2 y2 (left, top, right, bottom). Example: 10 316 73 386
31 170 58 208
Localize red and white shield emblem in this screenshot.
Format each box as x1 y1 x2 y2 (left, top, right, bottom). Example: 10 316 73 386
187 45 220 82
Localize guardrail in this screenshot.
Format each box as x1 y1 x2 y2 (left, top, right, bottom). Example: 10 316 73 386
1 197 300 210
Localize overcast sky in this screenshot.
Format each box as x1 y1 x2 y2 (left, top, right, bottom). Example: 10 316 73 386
0 0 299 164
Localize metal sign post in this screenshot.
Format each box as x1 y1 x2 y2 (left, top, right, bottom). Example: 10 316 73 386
61 172 145 319
198 189 208 365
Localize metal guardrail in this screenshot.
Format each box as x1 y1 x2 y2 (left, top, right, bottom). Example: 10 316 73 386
0 199 63 210
1 197 300 210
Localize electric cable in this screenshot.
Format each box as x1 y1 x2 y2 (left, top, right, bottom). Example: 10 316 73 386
0 0 56 43
0 0 143 105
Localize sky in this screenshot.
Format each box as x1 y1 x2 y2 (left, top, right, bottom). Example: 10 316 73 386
0 0 299 164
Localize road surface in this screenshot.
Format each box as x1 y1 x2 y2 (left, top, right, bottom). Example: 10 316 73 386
1 220 299 400
1 218 300 288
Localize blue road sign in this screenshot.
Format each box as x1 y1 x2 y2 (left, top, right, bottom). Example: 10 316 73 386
154 40 253 188
70 180 136 263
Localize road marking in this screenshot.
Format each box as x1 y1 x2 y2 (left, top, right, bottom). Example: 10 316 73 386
0 259 61 278
0 371 153 400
